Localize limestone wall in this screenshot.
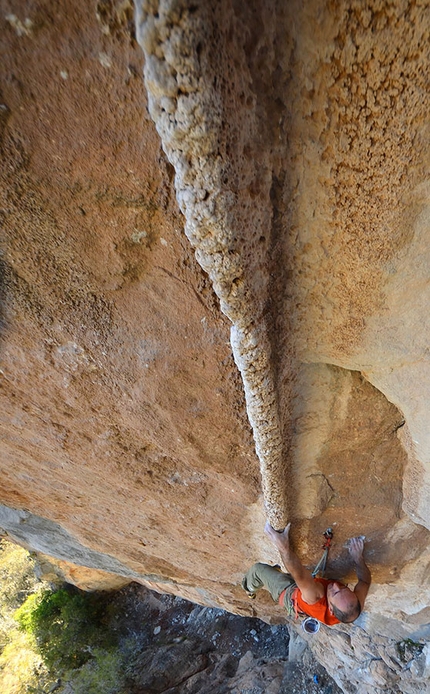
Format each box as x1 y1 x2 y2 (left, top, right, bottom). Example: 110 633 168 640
134 0 430 604
1 1 430 690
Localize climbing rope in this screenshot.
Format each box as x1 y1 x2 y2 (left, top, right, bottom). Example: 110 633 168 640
311 527 333 578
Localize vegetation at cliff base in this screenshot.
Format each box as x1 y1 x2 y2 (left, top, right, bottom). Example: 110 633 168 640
15 588 116 672
0 540 126 694
0 540 49 693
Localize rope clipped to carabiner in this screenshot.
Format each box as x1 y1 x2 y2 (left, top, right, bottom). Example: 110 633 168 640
312 527 333 578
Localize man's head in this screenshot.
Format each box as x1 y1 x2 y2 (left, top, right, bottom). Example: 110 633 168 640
327 581 361 623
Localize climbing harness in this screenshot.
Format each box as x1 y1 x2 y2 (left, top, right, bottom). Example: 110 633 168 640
311 527 333 578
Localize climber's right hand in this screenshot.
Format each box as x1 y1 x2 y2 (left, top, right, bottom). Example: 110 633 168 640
264 521 291 550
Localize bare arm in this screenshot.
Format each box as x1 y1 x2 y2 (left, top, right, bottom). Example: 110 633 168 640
264 522 324 604
348 537 371 610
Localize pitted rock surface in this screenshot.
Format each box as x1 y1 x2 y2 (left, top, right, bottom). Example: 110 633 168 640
1 1 430 692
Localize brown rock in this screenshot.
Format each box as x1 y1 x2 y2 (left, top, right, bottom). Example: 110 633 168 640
1 0 258 597
1 3 430 691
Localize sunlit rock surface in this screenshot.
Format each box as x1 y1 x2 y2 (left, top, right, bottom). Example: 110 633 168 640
1 1 429 691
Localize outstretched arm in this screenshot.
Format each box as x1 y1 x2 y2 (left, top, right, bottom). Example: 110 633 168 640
348 537 371 610
264 522 324 605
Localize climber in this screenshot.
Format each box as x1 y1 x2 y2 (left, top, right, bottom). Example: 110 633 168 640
242 522 371 625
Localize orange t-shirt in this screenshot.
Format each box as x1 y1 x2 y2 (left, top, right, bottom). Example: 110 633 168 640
293 578 340 626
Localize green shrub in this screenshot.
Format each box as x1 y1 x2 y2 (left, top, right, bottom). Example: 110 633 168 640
0 540 41 652
0 541 53 693
64 648 125 694
13 591 42 634
15 587 115 673
0 541 126 692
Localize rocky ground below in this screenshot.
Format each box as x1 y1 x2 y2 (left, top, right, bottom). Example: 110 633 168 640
87 582 343 694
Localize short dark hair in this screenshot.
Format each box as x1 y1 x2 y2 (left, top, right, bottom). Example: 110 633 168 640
331 600 361 623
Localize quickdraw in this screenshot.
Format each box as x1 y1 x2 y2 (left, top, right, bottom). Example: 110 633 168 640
311 527 333 578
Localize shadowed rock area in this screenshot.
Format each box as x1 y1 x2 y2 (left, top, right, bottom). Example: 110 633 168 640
50 580 344 694
1 0 430 691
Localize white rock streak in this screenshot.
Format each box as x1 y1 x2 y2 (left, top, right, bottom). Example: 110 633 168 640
134 0 288 526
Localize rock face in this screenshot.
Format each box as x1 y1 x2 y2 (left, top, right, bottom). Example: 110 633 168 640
1 0 430 691
133 0 430 605
135 0 430 533
0 0 261 608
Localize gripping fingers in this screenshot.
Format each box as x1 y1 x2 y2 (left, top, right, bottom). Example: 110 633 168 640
348 536 365 557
